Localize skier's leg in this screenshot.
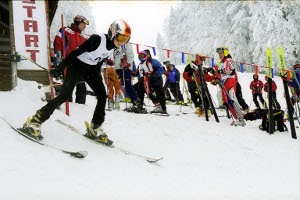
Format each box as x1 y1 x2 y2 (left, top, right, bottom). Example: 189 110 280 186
253 94 260 109
75 82 87 104
24 67 79 137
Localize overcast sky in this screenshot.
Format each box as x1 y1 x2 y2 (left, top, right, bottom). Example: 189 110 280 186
91 1 179 47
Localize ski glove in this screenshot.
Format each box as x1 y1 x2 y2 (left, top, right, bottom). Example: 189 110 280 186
104 59 114 66
49 68 63 78
120 61 131 68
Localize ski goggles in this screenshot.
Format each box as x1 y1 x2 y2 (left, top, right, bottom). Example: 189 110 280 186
116 33 130 43
80 19 89 25
216 47 228 53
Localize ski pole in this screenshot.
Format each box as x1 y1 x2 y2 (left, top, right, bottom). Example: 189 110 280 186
38 83 62 89
105 64 109 110
122 66 127 109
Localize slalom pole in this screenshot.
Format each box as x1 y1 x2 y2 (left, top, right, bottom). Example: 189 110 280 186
61 14 69 116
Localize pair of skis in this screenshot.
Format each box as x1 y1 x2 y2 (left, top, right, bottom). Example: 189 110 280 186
0 117 87 158
276 47 297 139
0 116 163 162
189 55 219 122
56 119 163 163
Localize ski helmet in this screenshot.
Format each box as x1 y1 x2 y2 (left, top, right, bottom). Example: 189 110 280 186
108 19 131 43
253 74 258 80
293 63 300 69
138 51 148 62
216 46 230 56
73 15 89 25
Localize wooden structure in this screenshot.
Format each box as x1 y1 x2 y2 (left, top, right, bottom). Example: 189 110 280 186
0 0 58 91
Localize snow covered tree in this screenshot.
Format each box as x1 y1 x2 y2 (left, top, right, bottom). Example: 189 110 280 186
160 0 300 72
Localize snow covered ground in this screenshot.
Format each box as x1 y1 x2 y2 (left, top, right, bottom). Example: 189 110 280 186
0 72 299 200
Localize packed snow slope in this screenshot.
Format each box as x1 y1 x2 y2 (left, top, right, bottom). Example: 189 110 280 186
0 72 299 200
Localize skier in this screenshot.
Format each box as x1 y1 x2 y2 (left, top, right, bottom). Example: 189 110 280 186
215 46 246 126
132 51 154 113
143 49 167 114
263 75 281 110
113 43 140 111
22 19 132 145
53 15 90 104
183 55 214 116
167 63 185 105
163 61 172 101
133 51 168 114
250 74 267 109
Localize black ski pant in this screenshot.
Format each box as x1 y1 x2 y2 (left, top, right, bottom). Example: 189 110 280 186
75 82 87 104
169 82 184 102
253 93 266 109
236 82 249 110
135 77 166 111
37 60 107 126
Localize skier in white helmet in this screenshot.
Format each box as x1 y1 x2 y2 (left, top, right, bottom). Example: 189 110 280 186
22 19 131 145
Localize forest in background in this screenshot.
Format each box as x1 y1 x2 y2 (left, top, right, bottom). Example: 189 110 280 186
157 0 300 73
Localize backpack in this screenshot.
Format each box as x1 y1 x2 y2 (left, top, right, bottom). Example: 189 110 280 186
244 109 264 121
259 109 288 133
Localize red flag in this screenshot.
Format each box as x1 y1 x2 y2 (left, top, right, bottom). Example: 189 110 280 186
167 50 171 58
287 70 291 81
254 65 258 74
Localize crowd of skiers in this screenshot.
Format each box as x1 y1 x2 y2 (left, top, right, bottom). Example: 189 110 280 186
20 16 300 145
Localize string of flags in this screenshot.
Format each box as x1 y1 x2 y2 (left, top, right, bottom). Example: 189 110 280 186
129 42 294 81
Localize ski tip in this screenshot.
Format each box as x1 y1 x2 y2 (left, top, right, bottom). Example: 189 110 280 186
70 150 88 159
147 157 163 163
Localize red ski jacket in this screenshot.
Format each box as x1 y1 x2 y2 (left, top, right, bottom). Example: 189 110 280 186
263 80 277 92
250 80 264 94
53 23 89 57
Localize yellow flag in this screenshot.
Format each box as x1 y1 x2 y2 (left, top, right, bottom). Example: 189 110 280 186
266 48 273 78
276 46 286 77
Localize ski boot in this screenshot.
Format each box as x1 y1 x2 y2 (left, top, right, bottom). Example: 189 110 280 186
125 99 146 113
115 95 120 110
151 104 163 113
194 107 200 114
160 110 169 116
22 111 43 140
198 108 205 117
231 118 246 127
85 121 113 146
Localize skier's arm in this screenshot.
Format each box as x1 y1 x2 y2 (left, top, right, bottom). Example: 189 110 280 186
146 61 154 75
57 34 101 69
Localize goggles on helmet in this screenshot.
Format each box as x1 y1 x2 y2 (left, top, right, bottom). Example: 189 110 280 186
138 52 148 61
80 19 89 25
138 53 146 58
116 33 130 43
216 47 227 53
